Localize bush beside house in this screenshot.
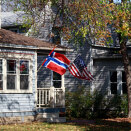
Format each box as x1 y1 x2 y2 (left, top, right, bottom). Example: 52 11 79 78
66 86 128 119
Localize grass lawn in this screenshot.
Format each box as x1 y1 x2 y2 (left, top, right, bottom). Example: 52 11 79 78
0 118 130 131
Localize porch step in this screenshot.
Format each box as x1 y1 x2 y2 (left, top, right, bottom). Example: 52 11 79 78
42 113 59 118
36 113 66 122
47 117 66 123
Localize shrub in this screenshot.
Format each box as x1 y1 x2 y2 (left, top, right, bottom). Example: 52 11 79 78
65 86 93 119
65 86 128 119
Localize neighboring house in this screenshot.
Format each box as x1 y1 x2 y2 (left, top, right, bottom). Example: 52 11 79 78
1 3 131 124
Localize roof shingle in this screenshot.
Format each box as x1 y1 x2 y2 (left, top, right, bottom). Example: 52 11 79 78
0 29 65 49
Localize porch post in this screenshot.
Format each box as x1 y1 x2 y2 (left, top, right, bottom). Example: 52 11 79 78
61 75 65 108
50 86 55 108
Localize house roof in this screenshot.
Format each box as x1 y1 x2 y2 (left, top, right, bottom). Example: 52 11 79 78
0 29 69 51
1 11 26 27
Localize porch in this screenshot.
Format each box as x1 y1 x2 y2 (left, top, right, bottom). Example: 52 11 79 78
37 86 65 108
36 87 66 122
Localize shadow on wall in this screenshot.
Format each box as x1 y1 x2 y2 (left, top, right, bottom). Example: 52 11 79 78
0 94 36 112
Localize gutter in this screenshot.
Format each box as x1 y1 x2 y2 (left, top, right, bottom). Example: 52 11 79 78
0 43 73 52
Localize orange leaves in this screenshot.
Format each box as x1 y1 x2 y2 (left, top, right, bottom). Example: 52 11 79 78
64 0 130 45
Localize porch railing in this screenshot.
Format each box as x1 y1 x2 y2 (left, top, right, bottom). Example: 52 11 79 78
37 87 65 108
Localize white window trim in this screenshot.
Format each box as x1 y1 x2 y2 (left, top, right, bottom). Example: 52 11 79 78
108 70 126 95
0 54 33 94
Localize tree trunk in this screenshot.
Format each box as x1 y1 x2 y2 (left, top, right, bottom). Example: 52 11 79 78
120 41 131 118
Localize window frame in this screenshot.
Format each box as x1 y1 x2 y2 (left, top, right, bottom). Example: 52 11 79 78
51 71 63 88
0 57 33 94
109 70 127 95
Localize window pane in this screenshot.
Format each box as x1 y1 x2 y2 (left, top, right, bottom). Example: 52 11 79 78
0 82 3 90
53 72 61 80
7 60 16 74
110 71 117 82
0 74 2 80
7 75 16 89
53 81 61 88
122 71 126 82
111 83 117 94
20 75 29 90
0 60 2 73
122 83 127 94
20 60 29 74
0 74 3 90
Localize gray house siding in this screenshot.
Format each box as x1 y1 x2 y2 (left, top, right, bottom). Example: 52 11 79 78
0 47 37 120
65 43 91 91
92 46 131 95
37 55 51 88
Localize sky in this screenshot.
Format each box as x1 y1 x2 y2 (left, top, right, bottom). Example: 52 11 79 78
114 0 121 3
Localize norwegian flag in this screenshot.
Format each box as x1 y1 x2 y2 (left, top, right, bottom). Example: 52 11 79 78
43 51 70 75
68 55 94 81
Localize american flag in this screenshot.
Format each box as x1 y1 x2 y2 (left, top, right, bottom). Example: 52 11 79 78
68 55 94 81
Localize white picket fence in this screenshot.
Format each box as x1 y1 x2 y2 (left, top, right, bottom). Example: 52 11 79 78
37 87 65 108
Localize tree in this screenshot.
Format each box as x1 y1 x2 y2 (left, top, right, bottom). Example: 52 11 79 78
3 0 131 117
62 0 131 117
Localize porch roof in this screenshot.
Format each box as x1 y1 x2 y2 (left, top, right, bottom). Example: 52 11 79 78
0 29 71 51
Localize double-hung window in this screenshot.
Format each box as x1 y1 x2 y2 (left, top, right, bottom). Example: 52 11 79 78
20 60 29 90
109 70 127 95
7 60 16 90
0 58 32 93
110 71 117 94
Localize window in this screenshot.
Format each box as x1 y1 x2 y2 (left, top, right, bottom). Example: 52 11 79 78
0 60 3 90
110 71 117 94
0 58 32 93
51 27 61 45
9 28 19 33
51 71 61 88
7 60 16 89
122 71 127 94
110 71 127 95
20 60 29 90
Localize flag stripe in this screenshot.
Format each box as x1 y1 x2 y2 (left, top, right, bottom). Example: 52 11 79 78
83 68 94 80
69 64 79 77
72 64 81 76
44 57 68 69
68 55 94 81
43 51 70 75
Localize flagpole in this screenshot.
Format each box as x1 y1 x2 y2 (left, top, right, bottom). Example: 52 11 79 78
37 45 57 72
